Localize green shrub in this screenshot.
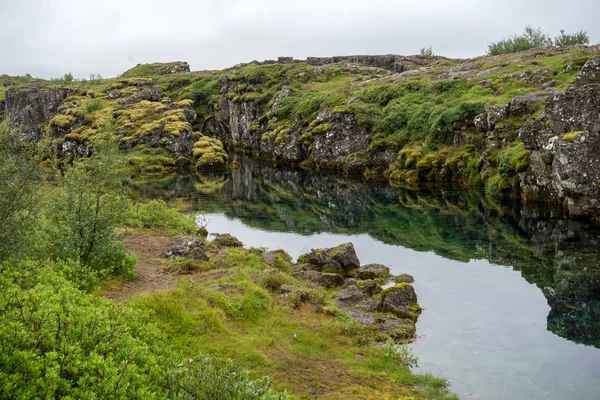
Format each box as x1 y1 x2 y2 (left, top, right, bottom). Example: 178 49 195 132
380 338 419 368
83 98 107 115
0 268 176 399
0 121 42 262
127 199 196 235
420 46 434 56
45 133 136 279
171 356 289 400
554 30 589 47
488 26 552 55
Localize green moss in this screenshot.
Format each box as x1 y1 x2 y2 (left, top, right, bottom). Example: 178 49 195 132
563 131 584 142
49 114 76 129
164 121 192 136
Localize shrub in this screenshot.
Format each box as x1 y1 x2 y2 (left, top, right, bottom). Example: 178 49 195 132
83 98 107 115
487 26 552 55
380 338 419 368
127 199 197 235
420 46 434 56
0 268 176 399
171 356 289 400
554 29 590 47
45 133 136 278
0 121 42 261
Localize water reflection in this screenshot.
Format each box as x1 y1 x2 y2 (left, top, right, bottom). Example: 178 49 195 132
133 155 600 348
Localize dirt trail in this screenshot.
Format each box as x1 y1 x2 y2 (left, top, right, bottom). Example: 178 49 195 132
101 230 181 302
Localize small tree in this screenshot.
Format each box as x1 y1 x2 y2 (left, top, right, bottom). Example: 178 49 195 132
0 121 42 261
554 29 590 47
420 46 434 56
45 129 135 278
63 72 74 83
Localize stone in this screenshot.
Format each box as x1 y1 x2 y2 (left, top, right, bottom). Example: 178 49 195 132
294 270 345 288
297 242 360 276
378 283 421 320
5 87 74 142
261 249 292 264
212 233 243 247
354 264 390 280
395 273 415 284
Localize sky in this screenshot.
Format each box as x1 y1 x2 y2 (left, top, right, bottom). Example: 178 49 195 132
1 0 598 79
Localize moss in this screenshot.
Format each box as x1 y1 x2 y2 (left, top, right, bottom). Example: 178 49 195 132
563 131 584 142
175 99 193 107
49 114 76 129
164 121 192 136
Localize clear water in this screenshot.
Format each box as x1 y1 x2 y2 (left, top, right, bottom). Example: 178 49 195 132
134 155 600 399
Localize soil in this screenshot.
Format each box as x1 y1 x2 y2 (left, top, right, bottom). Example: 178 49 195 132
100 229 182 302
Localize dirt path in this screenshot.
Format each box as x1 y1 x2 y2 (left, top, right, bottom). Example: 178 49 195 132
101 230 182 302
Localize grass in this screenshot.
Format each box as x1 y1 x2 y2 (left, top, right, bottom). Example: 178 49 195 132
128 243 457 399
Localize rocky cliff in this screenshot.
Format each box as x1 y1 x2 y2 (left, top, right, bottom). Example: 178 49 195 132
200 47 600 220
3 46 600 219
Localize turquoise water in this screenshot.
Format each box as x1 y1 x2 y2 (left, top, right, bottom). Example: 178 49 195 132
134 156 600 399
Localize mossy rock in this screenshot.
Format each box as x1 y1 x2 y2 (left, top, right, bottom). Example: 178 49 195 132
378 283 422 321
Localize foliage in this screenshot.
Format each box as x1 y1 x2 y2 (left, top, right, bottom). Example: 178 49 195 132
488 26 552 55
0 121 42 261
0 267 176 399
554 30 590 47
45 132 136 279
127 199 197 235
420 46 435 56
381 338 419 368
173 356 288 400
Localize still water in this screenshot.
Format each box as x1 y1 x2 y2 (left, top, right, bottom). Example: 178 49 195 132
134 155 600 399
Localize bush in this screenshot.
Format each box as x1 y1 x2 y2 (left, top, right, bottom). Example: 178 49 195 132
420 46 434 56
45 133 136 278
0 268 176 399
127 199 197 235
380 338 419 368
173 356 289 400
554 29 590 47
488 26 552 56
0 121 42 262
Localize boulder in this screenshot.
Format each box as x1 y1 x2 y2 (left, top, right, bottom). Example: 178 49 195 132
212 233 243 247
378 283 421 320
354 264 390 280
395 273 415 284
335 285 379 312
357 280 382 297
298 242 360 276
293 270 344 288
261 249 292 264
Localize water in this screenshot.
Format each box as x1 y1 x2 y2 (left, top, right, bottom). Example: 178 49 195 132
133 155 600 399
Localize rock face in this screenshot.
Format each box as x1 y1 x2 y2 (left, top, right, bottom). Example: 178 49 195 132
5 87 74 141
519 56 600 217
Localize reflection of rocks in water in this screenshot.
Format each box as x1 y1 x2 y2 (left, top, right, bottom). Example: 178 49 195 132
135 153 600 347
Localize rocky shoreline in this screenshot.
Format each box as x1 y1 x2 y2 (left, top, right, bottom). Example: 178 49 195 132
168 233 422 342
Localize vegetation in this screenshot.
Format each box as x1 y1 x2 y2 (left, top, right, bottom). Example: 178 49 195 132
488 26 590 55
420 46 435 56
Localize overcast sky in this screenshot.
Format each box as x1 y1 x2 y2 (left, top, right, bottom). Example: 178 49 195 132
1 0 598 79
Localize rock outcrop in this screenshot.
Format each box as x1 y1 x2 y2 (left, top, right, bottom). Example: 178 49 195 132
5 87 74 141
294 242 421 341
